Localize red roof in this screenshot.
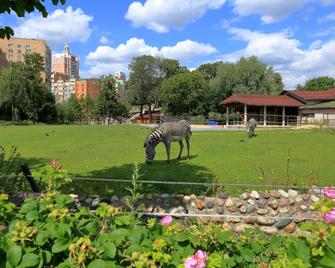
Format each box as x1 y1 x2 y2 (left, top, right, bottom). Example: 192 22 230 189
283 88 335 102
221 94 304 107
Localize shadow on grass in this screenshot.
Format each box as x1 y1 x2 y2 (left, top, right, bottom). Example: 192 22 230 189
67 155 217 196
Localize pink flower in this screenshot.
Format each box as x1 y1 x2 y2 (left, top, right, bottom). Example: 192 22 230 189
184 250 207 268
324 188 335 199
50 160 57 167
323 208 335 224
160 215 173 225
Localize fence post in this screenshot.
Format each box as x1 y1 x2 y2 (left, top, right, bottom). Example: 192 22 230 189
21 164 40 193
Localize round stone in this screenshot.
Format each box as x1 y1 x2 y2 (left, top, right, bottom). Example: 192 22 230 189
261 226 278 235
256 209 268 215
248 199 256 206
257 200 267 209
85 197 93 205
225 198 235 207
218 192 229 199
284 222 296 233
227 206 238 213
196 199 205 210
294 196 303 204
279 198 288 207
269 209 278 216
240 193 250 200
206 201 214 209
250 190 260 199
226 216 241 223
270 190 281 199
236 201 243 208
278 190 289 198
198 195 205 200
239 205 247 213
300 205 308 212
111 195 119 202
161 194 170 199
244 216 255 224
183 196 191 204
169 206 187 214
278 208 289 214
146 193 153 200
215 198 225 206
294 212 306 223
268 199 278 209
246 204 256 213
275 216 292 229
302 194 310 201
256 217 275 226
288 189 298 198
222 223 232 230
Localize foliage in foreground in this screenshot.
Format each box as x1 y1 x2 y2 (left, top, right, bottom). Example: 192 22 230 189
0 192 335 267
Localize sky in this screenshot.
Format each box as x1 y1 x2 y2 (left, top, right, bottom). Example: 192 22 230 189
2 0 335 88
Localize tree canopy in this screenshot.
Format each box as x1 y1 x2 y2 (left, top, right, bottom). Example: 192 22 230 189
0 0 66 39
296 76 335 91
161 71 209 115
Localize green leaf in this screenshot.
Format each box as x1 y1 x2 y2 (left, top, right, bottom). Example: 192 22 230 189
175 232 189 242
103 242 116 259
327 234 335 252
20 253 40 267
240 248 255 263
26 211 39 222
88 259 106 268
51 239 70 253
36 232 48 246
320 248 335 268
287 240 310 262
7 245 22 266
84 221 99 235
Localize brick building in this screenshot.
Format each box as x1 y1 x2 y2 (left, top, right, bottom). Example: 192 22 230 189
0 37 52 87
75 79 100 100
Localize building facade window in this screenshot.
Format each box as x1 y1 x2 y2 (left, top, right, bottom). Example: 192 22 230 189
17 44 22 48
8 44 13 48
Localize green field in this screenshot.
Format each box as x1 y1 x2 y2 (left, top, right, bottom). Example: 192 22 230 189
0 125 334 194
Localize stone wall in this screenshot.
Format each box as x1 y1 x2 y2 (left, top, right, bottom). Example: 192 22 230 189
9 188 323 235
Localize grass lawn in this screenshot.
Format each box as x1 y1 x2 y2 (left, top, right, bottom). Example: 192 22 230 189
0 125 334 194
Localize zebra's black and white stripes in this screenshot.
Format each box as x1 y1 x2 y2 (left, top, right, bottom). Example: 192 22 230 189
246 118 257 137
144 120 191 164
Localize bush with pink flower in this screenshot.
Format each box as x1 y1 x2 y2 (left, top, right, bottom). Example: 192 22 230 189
314 187 335 224
184 250 207 268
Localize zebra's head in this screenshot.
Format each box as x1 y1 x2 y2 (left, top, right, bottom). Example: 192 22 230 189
144 140 156 164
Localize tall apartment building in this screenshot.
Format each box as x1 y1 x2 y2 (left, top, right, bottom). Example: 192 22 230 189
114 71 127 100
52 44 79 78
51 72 76 102
0 37 52 87
75 79 100 100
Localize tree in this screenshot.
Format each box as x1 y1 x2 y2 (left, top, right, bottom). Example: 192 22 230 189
0 0 66 39
297 76 335 91
79 95 94 124
160 71 209 115
198 62 223 80
0 53 57 123
209 56 284 112
126 55 160 119
94 75 119 124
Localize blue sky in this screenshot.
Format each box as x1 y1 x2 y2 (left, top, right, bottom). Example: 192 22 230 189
2 0 335 88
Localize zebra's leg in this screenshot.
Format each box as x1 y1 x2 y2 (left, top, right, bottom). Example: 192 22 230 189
164 141 171 164
185 136 190 159
177 140 184 160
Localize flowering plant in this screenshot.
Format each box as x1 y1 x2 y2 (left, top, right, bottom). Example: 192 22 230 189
34 160 71 193
184 250 207 268
314 187 335 224
160 215 173 225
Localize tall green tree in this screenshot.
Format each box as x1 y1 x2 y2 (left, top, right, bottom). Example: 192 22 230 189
80 95 94 124
160 71 209 115
0 62 26 122
297 76 335 91
0 53 57 123
94 75 119 124
126 55 160 119
0 0 66 39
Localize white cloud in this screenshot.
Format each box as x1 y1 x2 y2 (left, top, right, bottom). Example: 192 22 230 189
318 11 335 23
14 6 93 47
125 0 226 33
99 36 113 44
84 38 217 76
231 0 308 23
219 27 335 88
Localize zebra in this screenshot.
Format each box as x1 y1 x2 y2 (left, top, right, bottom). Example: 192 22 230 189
144 120 191 164
246 118 257 138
